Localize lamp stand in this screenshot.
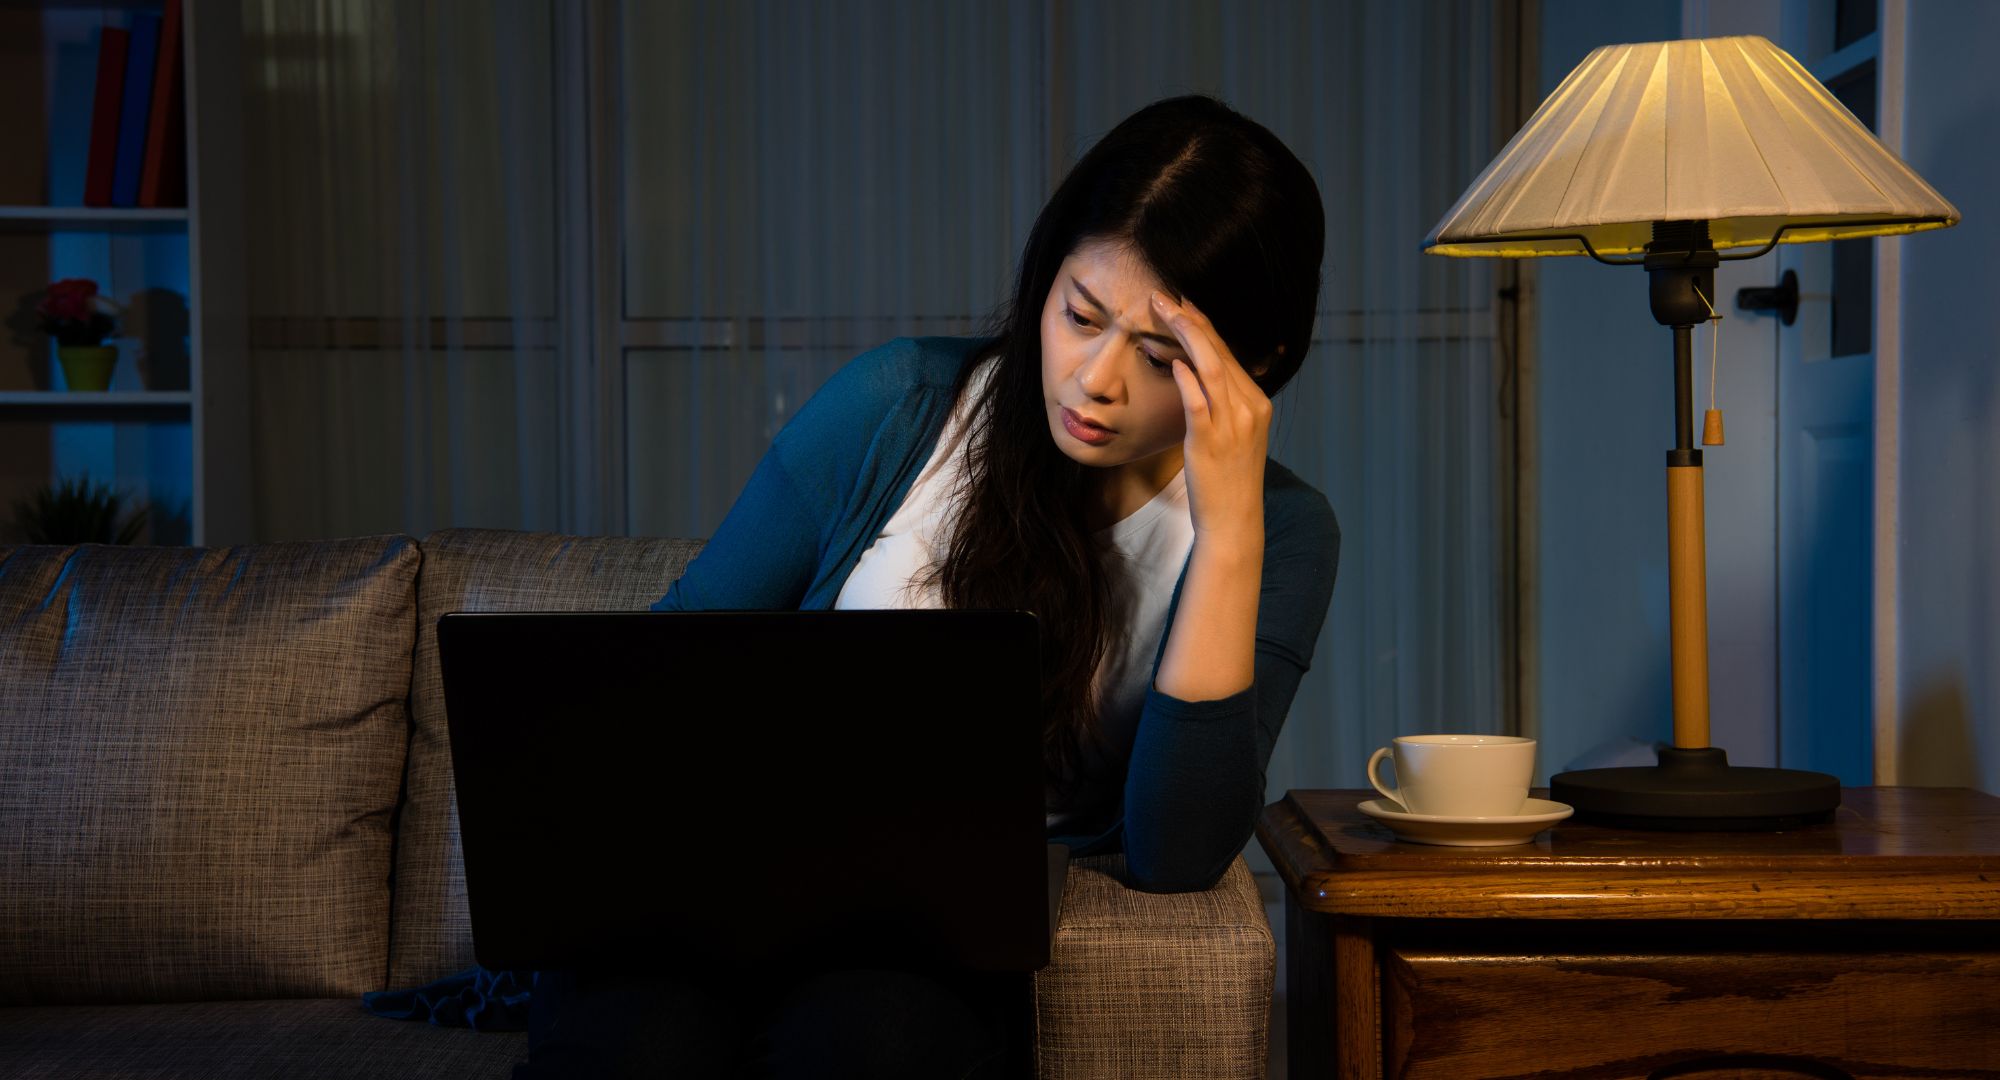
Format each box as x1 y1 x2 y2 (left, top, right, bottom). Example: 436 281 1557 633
1550 220 1841 831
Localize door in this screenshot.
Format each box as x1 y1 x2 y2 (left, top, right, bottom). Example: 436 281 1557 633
1775 0 1881 785
1683 0 1881 784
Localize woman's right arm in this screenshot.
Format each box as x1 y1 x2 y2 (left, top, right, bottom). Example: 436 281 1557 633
650 337 970 612
650 448 821 611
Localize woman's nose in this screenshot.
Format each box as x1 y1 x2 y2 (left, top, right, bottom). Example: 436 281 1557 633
1075 343 1122 401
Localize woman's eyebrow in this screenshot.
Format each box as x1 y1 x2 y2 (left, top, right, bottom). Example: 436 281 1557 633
1072 278 1180 348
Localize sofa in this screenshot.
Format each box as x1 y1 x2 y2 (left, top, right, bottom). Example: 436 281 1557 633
0 528 1276 1078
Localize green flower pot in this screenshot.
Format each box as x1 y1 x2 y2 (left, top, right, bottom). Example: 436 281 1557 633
57 345 117 392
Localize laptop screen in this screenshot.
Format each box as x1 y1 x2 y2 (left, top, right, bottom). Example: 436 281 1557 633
439 609 1051 974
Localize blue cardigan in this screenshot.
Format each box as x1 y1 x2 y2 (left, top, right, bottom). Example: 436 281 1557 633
651 335 1340 894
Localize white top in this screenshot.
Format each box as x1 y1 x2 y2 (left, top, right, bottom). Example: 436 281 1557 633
834 354 1196 830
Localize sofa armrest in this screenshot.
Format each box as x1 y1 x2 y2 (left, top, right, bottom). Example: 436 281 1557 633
1031 852 1273 1079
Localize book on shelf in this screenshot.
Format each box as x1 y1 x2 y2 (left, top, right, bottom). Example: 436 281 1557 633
82 8 188 211
138 0 186 208
83 26 129 207
110 12 160 208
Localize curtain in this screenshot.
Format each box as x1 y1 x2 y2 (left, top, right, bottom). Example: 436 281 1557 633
241 0 563 540
239 0 1513 861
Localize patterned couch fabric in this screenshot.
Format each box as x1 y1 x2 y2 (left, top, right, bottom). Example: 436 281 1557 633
0 538 421 1005
1034 854 1273 1079
389 529 704 988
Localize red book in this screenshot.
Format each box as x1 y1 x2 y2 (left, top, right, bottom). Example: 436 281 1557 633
139 0 185 208
84 27 130 207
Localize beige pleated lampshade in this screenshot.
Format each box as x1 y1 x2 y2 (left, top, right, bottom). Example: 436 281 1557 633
1424 35 1959 258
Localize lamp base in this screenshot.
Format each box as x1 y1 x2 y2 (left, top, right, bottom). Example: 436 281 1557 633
1550 746 1840 831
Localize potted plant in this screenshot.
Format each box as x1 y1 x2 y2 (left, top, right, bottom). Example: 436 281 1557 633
35 278 122 392
9 477 149 545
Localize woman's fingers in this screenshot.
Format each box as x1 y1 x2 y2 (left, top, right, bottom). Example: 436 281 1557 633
1169 353 1210 418
1152 290 1252 422
1151 293 1230 422
1149 289 1273 542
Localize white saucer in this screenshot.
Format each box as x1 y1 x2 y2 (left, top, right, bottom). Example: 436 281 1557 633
1357 797 1574 847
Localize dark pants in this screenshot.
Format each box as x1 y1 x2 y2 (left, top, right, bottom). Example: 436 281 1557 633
512 960 1023 1080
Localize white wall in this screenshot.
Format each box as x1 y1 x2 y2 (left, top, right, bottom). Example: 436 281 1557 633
1897 0 2000 794
1532 0 1686 782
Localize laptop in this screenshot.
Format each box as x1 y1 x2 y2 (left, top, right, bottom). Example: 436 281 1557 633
438 609 1067 977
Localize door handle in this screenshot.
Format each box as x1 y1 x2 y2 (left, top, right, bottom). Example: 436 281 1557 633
1736 268 1799 325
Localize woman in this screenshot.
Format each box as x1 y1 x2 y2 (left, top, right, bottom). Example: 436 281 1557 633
520 92 1338 1079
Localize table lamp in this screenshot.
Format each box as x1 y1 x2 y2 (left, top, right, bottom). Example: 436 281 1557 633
1423 35 1959 829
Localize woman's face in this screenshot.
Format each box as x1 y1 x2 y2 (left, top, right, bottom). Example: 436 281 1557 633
1038 240 1191 479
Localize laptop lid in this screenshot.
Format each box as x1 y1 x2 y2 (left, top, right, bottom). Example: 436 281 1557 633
438 609 1051 975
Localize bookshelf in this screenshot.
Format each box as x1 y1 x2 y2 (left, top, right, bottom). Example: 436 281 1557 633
1 0 246 546
0 205 190 229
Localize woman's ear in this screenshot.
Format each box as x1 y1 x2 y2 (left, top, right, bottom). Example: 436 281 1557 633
1250 343 1285 379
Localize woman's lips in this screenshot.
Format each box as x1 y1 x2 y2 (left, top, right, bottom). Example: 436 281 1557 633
1061 407 1114 445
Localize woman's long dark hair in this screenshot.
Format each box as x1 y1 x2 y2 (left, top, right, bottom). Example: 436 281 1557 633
923 94 1325 812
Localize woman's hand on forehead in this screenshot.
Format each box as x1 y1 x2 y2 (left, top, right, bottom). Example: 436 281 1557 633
1151 291 1270 544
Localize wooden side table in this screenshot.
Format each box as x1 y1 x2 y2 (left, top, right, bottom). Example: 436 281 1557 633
1256 788 2000 1079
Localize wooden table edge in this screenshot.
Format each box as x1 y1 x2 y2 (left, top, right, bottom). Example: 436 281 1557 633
1257 790 2000 921
1255 792 1337 894
1280 868 2000 920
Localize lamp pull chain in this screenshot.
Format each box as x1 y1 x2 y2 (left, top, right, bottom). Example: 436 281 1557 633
1693 282 1726 446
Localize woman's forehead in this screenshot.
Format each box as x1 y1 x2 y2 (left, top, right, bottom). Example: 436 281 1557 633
1061 241 1163 294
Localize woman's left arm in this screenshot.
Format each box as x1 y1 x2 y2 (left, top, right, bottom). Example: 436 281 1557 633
1121 497 1339 892
1150 291 1269 702
1119 291 1340 892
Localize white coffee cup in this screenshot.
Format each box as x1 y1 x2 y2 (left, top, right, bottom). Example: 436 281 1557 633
1366 734 1536 817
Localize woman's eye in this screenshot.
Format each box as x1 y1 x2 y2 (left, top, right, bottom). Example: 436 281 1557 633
1066 307 1174 374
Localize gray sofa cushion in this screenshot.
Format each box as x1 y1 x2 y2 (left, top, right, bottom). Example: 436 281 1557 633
390 528 704 988
0 998 526 1078
0 538 420 1005
1033 853 1273 1079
